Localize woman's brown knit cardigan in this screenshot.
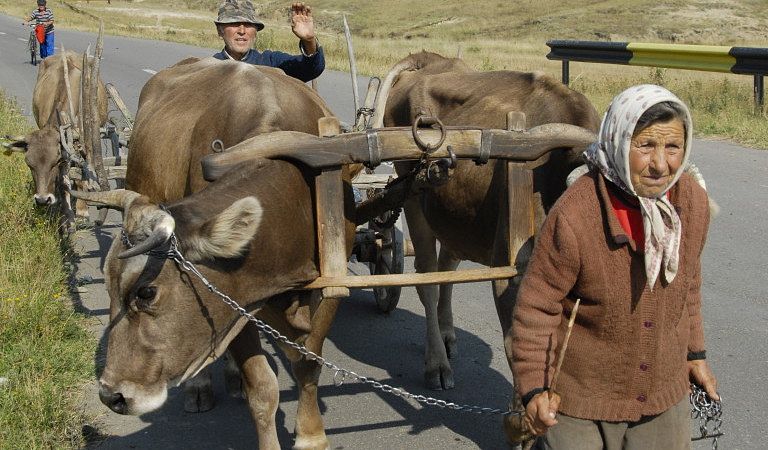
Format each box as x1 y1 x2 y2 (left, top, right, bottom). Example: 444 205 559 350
511 170 710 422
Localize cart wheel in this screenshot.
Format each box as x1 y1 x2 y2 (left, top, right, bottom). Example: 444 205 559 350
369 213 404 313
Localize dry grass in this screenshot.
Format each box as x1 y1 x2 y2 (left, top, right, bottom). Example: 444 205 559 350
1 0 765 148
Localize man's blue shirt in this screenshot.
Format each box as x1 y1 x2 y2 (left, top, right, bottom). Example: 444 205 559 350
212 44 324 82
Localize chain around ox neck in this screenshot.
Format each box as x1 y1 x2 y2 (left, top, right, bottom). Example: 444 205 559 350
119 227 516 417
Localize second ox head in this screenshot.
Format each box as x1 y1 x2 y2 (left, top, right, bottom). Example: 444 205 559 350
4 126 65 206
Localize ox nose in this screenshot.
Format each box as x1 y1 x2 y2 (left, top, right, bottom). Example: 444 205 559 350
99 387 128 414
33 194 56 206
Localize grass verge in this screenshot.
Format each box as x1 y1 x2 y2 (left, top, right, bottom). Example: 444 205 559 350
0 93 94 449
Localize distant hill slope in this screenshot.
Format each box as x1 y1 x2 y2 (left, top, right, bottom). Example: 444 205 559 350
240 0 768 45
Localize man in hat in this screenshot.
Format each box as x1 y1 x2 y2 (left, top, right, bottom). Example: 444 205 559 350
24 0 54 59
213 1 324 82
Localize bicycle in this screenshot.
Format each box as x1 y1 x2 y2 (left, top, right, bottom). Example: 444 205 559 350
26 23 44 66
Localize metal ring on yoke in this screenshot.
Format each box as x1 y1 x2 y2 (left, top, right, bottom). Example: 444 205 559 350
411 114 446 154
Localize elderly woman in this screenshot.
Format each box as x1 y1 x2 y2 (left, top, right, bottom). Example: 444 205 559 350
511 85 719 449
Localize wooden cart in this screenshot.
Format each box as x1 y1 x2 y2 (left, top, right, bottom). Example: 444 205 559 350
58 24 133 230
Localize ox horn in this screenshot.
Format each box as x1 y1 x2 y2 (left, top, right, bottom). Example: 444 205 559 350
117 212 175 259
370 59 419 128
69 188 142 211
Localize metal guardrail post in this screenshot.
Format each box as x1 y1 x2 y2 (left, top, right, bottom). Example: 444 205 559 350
562 60 570 85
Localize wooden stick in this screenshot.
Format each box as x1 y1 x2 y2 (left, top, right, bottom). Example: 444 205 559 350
90 21 110 195
60 44 76 126
343 14 360 119
105 84 133 130
549 298 581 397
79 44 90 147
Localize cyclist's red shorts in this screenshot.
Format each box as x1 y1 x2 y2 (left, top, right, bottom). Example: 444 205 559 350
35 25 45 44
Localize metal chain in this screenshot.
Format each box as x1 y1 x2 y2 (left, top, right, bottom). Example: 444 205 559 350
355 106 375 131
372 206 402 230
690 383 723 450
129 229 517 417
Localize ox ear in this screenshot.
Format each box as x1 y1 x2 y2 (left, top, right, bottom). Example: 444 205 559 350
2 136 28 155
184 197 264 261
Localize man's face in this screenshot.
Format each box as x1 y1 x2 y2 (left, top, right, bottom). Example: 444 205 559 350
38 6 45 11
217 22 257 59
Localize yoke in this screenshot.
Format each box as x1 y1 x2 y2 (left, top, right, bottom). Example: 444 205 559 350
205 115 597 301
201 122 596 181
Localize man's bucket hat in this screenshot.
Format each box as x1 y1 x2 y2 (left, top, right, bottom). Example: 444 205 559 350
215 0 265 30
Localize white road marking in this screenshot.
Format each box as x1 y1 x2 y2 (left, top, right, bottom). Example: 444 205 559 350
18 37 27 42
0 32 7 35
142 69 157 75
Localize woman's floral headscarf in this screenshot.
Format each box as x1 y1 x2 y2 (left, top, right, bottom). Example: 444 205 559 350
585 85 692 289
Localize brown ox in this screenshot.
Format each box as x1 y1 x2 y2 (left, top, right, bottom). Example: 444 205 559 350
382 52 599 403
4 51 107 209
76 159 355 450
84 57 350 448
123 56 334 413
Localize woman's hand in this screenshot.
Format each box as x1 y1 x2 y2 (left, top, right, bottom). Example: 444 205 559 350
524 391 561 436
688 359 719 401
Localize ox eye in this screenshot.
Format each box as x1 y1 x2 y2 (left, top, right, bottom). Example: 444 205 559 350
133 286 157 311
137 286 157 300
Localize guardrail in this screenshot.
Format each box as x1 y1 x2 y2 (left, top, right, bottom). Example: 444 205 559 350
546 40 767 113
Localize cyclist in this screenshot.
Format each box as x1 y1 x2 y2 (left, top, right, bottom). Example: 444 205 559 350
25 0 54 59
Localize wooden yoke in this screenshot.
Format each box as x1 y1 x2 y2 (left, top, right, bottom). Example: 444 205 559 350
315 117 350 300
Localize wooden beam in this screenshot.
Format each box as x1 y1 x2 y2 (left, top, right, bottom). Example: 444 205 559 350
315 117 349 299
303 266 518 290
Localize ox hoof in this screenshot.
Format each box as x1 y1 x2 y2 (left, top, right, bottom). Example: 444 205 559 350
183 385 215 413
424 368 454 391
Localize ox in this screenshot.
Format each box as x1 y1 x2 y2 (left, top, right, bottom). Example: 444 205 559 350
122 56 335 412
82 56 350 448
381 51 600 439
74 158 356 450
3 51 107 211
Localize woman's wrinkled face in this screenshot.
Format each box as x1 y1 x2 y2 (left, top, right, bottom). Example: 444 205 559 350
628 118 685 198
218 22 257 59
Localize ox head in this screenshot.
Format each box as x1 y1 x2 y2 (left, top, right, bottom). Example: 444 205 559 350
71 188 266 415
3 127 64 206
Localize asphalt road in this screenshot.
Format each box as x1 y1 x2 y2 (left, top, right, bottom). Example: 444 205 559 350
1 13 766 450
